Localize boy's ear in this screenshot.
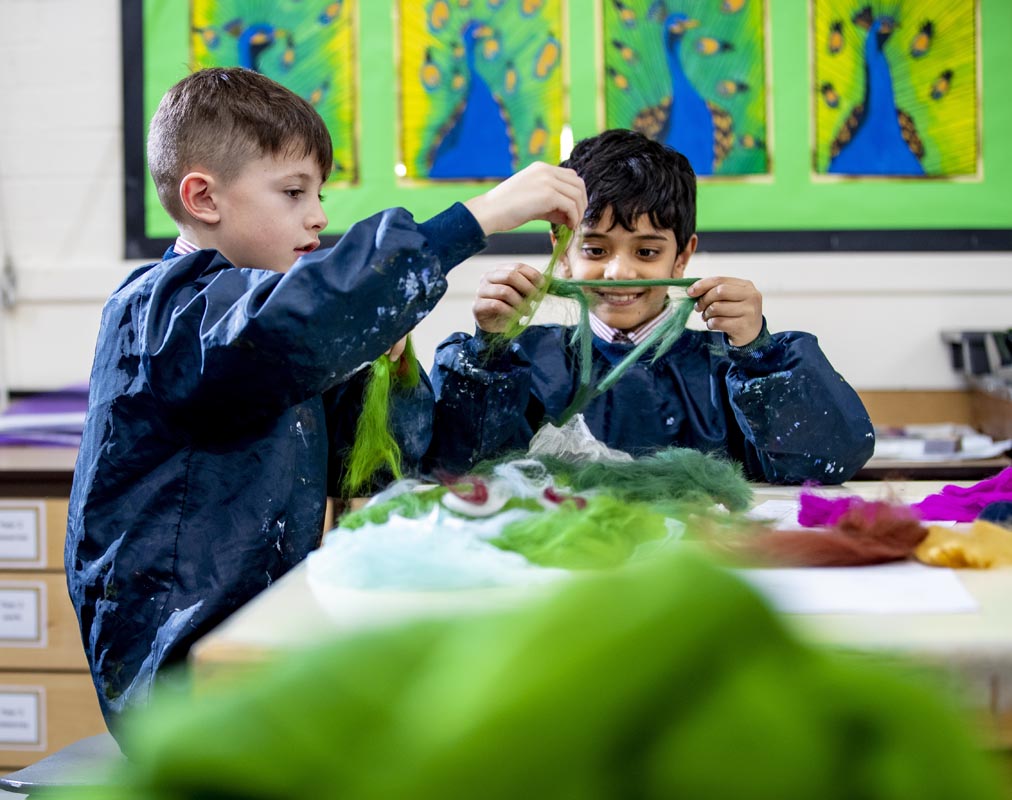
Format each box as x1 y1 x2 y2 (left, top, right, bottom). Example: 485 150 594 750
671 233 698 278
179 171 220 224
549 230 573 278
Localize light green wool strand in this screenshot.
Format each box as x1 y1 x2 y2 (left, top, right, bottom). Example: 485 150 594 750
342 338 421 498
491 494 671 569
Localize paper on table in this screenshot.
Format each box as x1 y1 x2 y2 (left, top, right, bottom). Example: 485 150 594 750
737 562 978 615
0 412 86 433
747 499 801 529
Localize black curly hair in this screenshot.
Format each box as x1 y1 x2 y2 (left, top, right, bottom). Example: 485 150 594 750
559 129 697 254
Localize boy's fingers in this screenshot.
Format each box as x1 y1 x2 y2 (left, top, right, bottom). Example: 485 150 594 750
474 299 516 332
386 337 407 361
484 266 541 298
516 264 545 286
481 282 527 307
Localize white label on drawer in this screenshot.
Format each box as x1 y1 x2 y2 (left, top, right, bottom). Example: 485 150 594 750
0 689 44 748
0 501 46 568
0 585 45 646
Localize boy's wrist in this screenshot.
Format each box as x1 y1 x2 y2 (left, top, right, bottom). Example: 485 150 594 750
462 195 496 235
419 203 487 268
726 320 773 356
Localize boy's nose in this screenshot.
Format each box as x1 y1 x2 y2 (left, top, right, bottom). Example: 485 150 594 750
308 201 328 231
602 255 637 280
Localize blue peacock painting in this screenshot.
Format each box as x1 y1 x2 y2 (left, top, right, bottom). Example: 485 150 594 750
602 0 770 178
190 0 357 183
399 0 565 181
813 0 978 177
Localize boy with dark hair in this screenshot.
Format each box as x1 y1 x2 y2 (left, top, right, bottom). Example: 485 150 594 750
429 128 874 482
66 66 586 735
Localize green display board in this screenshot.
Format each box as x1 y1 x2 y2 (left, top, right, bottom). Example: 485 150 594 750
123 0 1012 257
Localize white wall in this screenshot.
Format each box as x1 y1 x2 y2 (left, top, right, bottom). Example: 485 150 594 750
1 0 1010 393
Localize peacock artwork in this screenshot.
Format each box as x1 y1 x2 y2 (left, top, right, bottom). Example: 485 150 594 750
602 0 770 178
813 0 979 177
398 0 566 181
190 0 358 183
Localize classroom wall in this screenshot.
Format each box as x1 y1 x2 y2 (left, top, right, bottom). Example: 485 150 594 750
1 0 1010 393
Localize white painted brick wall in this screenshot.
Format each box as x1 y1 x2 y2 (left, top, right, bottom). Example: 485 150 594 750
0 0 1009 391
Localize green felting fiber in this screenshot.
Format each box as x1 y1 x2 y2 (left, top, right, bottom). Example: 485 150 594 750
537 447 753 511
483 220 699 422
491 494 671 569
555 288 697 423
498 225 574 342
338 487 447 530
50 552 1004 800
341 338 422 498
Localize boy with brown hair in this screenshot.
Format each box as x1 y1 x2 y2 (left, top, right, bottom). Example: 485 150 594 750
429 129 873 482
66 66 586 736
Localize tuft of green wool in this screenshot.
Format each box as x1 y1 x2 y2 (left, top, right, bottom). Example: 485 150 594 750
482 219 699 422
554 286 697 423
491 494 671 569
536 447 753 511
341 339 422 498
338 486 448 530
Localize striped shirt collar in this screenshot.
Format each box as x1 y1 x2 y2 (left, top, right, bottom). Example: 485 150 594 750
172 236 200 256
589 301 674 345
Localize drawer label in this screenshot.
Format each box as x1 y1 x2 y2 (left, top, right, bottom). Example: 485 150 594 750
0 502 45 568
0 585 45 646
0 689 43 748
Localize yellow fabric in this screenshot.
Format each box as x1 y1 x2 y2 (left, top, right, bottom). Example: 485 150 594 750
915 520 1012 569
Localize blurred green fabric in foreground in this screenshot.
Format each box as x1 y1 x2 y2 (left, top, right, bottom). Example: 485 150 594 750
45 552 1002 800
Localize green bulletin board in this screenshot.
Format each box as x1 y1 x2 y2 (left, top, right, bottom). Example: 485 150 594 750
124 0 1012 257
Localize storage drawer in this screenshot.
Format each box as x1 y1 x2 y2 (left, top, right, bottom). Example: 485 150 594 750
0 572 87 670
0 499 69 572
0 671 106 770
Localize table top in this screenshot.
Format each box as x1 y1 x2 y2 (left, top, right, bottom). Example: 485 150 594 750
191 481 1011 732
855 455 1010 481
0 446 79 496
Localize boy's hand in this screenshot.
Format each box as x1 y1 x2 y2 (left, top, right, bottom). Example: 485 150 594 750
686 277 763 347
385 336 408 362
464 162 587 235
473 264 543 333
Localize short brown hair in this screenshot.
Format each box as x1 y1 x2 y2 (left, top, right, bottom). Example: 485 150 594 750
147 67 333 222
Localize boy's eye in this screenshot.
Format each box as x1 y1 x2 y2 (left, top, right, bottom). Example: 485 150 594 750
637 249 661 258
285 189 304 198
581 246 606 257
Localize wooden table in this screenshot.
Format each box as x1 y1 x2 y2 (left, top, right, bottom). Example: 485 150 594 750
191 481 1012 750
0 446 78 497
855 455 1010 481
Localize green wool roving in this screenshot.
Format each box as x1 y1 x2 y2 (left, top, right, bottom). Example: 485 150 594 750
551 281 697 423
338 486 447 530
342 337 421 498
491 494 671 569
536 447 753 511
486 225 700 422
497 225 574 343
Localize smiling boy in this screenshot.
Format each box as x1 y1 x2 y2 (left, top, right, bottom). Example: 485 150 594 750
66 67 586 738
429 129 874 483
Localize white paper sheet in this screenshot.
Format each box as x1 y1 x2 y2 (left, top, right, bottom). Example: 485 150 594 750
737 562 978 615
